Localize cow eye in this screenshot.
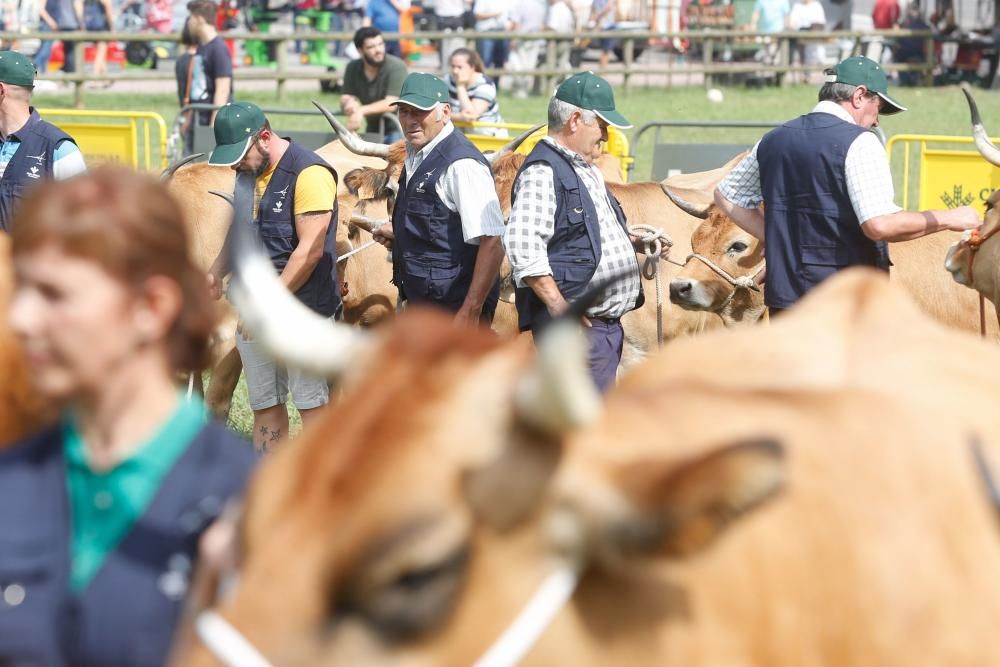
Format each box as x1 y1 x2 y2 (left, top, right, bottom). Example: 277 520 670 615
727 241 748 254
337 544 470 643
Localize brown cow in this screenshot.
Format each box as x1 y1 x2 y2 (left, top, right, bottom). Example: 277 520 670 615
176 241 1000 666
673 206 999 337
945 84 1000 325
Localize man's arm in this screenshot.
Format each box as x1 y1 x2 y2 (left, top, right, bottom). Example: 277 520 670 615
73 0 84 27
862 207 981 242
280 165 338 292
456 235 505 322
845 132 982 242
714 187 766 240
51 140 86 179
280 211 332 292
211 77 232 125
713 144 765 239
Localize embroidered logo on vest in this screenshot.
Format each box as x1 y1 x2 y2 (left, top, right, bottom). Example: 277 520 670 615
26 165 40 179
415 168 435 194
272 185 289 213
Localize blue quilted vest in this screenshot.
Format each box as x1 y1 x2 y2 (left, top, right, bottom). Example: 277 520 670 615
757 112 890 309
0 421 255 667
238 141 341 317
0 109 76 231
513 140 641 332
391 129 499 318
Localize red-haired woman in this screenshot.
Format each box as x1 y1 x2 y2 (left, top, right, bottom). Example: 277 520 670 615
0 167 255 666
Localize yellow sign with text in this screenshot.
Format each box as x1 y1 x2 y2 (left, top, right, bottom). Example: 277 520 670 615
55 123 137 168
919 149 1000 214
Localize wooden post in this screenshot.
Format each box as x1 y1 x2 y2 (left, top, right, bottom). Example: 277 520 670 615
703 38 714 88
276 36 287 102
778 36 790 87
623 37 634 96
73 39 85 108
924 34 935 87
545 38 558 95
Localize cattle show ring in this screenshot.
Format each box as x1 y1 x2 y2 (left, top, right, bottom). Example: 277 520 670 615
8 31 1000 664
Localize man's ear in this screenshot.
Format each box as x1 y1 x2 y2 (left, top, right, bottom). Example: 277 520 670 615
607 438 786 559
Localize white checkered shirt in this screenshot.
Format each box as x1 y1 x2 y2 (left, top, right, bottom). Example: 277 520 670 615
505 137 641 319
717 100 902 225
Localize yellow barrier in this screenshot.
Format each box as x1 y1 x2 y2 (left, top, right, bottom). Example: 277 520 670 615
886 134 1000 214
454 120 632 183
36 109 169 171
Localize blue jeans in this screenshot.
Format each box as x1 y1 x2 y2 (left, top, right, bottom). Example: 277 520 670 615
33 24 76 73
477 35 509 89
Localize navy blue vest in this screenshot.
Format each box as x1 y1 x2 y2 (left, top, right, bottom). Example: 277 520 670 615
513 140 641 332
0 109 76 231
239 141 341 317
757 112 890 309
0 420 255 667
391 129 499 318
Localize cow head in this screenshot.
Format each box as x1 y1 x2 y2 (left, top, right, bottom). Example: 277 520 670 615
178 210 786 666
945 84 1000 303
670 209 767 326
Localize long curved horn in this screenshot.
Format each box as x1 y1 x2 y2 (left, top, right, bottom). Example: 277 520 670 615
515 318 601 434
962 82 1000 167
160 153 204 181
349 213 388 233
227 176 369 377
312 100 391 159
662 184 712 219
209 190 234 205
486 123 545 165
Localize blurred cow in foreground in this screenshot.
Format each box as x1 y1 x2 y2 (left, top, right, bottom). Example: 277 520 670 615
174 212 1000 667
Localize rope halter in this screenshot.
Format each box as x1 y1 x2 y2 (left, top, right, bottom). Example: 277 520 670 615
684 252 766 309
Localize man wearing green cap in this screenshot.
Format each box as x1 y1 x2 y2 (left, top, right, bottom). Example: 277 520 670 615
715 55 981 314
505 71 662 392
0 50 85 231
205 102 339 451
372 71 506 325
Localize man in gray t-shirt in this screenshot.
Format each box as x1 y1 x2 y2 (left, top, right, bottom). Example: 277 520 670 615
339 26 408 142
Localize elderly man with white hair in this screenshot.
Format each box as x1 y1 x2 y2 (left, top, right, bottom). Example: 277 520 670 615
505 71 662 392
373 72 506 326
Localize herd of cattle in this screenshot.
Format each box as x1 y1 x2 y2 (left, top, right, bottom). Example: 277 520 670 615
6 89 1000 665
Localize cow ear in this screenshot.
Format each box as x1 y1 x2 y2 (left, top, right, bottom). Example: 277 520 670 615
614 438 785 558
462 430 563 531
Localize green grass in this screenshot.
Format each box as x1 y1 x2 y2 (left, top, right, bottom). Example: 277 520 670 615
49 83 1000 436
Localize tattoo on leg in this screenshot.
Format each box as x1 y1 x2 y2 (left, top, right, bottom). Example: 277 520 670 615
270 429 281 442
259 425 268 435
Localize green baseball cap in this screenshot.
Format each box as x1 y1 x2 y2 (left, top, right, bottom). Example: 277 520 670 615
0 51 36 88
554 71 631 129
390 72 449 110
208 102 268 166
828 56 906 115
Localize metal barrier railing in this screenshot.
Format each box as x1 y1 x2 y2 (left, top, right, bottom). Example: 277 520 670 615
630 120 779 180
38 107 168 169
1 28 937 107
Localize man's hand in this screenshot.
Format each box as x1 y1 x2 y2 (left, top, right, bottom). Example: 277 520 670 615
453 303 483 328
630 234 672 260
207 272 223 300
946 206 983 232
546 296 592 328
340 95 360 114
346 110 364 132
373 225 394 250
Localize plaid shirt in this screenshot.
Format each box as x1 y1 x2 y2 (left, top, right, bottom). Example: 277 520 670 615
718 101 901 225
505 138 641 319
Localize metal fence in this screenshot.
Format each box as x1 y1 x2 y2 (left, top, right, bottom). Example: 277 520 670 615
0 28 936 107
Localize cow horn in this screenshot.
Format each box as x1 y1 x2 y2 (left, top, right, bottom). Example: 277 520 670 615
227 176 369 377
209 190 234 205
160 153 204 181
349 213 387 233
312 100 391 159
515 318 601 434
962 82 1000 167
486 123 545 165
662 184 711 219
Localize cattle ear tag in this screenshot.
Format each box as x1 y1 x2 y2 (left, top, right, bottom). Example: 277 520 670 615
618 438 785 558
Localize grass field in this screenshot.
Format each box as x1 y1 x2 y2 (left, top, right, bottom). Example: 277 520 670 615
46 82 1000 436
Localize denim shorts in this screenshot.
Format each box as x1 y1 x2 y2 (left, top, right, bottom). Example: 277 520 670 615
235 328 330 411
